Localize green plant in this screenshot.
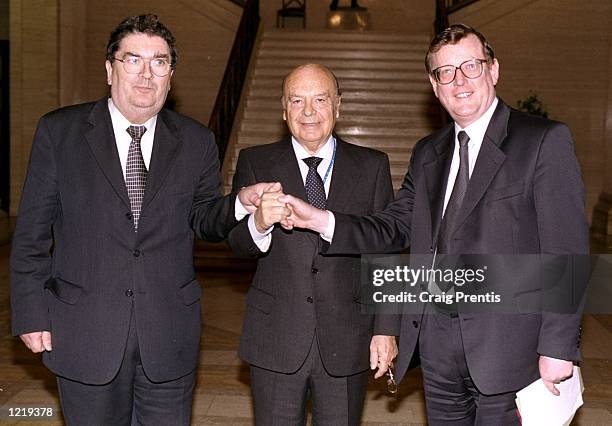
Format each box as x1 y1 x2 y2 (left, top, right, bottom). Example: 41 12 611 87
516 92 548 118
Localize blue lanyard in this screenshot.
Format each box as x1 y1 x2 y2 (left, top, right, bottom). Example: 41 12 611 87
322 137 337 185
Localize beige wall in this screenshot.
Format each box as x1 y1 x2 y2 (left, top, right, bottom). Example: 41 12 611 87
10 0 241 214
10 0 59 215
450 0 612 222
80 0 241 123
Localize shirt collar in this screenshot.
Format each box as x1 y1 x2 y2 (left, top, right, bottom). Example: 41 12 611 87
454 97 498 144
291 135 335 162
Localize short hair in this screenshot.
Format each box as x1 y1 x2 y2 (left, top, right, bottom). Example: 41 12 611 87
425 23 495 73
281 64 342 101
106 14 177 68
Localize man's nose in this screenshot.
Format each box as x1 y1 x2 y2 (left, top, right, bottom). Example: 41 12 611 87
454 68 467 85
303 99 315 116
140 60 153 78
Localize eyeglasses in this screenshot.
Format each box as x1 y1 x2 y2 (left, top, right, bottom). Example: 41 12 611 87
386 362 398 394
431 59 488 85
114 55 172 77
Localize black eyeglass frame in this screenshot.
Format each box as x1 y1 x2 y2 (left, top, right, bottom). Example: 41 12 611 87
431 58 490 85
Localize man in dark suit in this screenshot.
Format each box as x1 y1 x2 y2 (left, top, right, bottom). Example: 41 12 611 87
228 63 399 425
279 25 589 424
10 14 269 425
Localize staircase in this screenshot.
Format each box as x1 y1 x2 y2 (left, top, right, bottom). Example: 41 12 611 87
223 29 443 193
197 29 442 268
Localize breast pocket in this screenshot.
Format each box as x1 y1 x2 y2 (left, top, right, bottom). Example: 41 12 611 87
487 181 524 203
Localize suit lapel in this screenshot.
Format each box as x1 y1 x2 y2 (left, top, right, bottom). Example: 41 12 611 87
326 138 361 211
453 101 509 231
269 138 308 202
84 98 131 209
141 109 181 209
424 126 454 243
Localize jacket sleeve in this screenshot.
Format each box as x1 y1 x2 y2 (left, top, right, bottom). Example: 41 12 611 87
227 150 266 259
10 116 58 336
367 153 402 336
189 128 237 242
325 150 414 255
533 123 589 362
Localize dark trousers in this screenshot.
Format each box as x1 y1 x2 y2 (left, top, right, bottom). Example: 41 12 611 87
419 308 521 425
250 336 369 425
56 307 196 426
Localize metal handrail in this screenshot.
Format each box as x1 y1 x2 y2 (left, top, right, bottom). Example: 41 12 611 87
435 0 479 34
208 0 260 162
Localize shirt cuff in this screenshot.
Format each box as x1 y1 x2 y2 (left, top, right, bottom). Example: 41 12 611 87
248 214 272 252
234 196 250 221
320 211 335 242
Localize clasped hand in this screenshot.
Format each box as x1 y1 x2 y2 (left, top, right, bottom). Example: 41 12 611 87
243 185 329 234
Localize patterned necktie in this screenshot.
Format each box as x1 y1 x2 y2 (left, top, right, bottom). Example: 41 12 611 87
302 156 326 209
437 130 470 254
126 125 148 230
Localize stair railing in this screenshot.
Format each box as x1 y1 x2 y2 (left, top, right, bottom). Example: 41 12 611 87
208 0 260 162
434 0 479 34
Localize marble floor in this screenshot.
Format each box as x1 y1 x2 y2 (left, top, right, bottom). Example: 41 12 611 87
0 235 611 424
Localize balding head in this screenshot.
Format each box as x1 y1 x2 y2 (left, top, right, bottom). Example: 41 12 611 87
280 64 342 154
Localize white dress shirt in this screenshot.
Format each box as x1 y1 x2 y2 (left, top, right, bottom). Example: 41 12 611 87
248 136 336 251
108 98 246 222
442 97 498 215
323 97 499 242
108 98 156 178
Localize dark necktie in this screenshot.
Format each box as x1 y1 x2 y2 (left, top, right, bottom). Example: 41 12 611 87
302 156 326 209
437 130 470 254
126 125 148 230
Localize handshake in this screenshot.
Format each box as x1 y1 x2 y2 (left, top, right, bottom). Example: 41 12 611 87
239 182 329 234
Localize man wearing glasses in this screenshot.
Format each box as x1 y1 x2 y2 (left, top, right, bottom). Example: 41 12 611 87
279 24 588 424
11 14 268 425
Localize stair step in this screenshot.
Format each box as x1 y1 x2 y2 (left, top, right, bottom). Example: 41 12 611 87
258 49 425 62
256 57 423 71
235 133 423 147
239 115 438 128
238 121 436 134
248 87 433 102
242 107 441 120
262 30 429 44
254 67 425 80
244 99 438 112
250 77 430 91
260 39 428 53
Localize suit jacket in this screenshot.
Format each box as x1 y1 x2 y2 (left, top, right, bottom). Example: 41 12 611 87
326 101 589 395
228 136 400 376
10 98 237 384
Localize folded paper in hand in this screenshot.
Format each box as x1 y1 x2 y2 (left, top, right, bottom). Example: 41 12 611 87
515 366 584 426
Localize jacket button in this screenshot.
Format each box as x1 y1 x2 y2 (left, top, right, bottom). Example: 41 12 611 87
126 212 133 220
311 268 318 274
133 249 141 257
429 246 434 253
412 321 419 328
125 289 133 297
306 296 313 303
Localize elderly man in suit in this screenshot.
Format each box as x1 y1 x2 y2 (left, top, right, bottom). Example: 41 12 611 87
228 63 398 425
279 25 589 425
10 14 270 425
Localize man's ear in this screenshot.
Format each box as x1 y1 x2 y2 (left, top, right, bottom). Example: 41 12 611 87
105 60 113 85
428 74 439 98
